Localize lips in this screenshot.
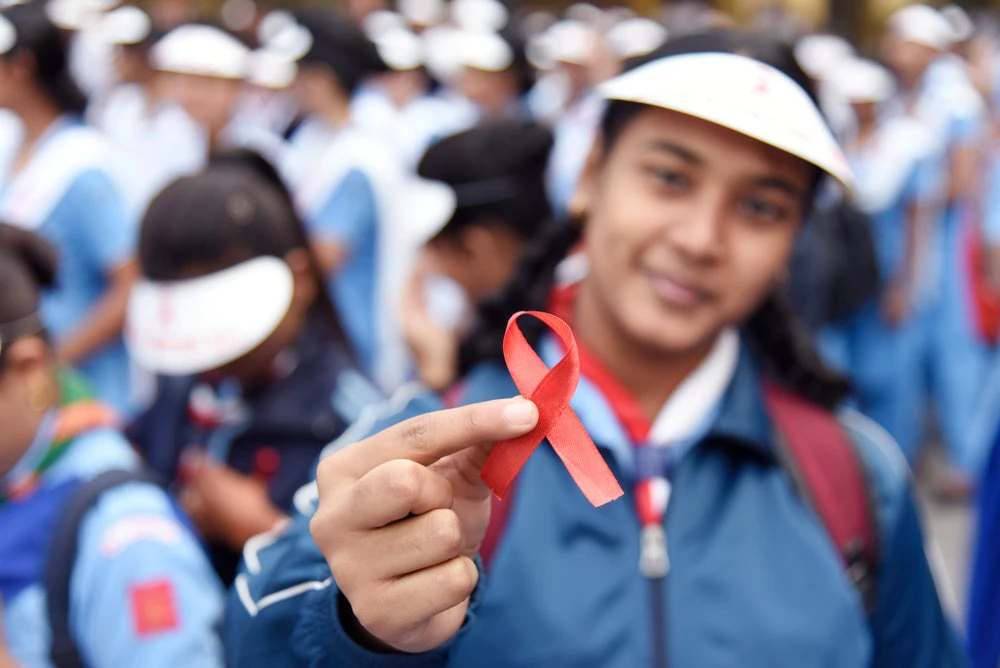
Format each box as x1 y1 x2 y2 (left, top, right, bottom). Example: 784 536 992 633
645 270 713 309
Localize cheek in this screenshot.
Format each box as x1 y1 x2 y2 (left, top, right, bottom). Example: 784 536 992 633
719 230 794 319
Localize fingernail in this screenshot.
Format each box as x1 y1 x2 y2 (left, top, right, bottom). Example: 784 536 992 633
504 400 537 426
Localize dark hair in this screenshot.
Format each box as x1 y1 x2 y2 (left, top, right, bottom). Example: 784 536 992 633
418 119 555 241
138 149 353 351
0 0 87 114
295 9 387 96
0 223 57 325
459 29 850 409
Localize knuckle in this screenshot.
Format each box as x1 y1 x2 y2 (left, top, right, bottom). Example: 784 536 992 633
399 415 434 455
463 405 486 434
438 558 478 600
427 510 463 554
381 460 424 503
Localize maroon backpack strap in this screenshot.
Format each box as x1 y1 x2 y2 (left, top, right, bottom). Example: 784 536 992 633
762 381 879 613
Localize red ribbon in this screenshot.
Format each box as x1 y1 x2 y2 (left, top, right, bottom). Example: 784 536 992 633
480 311 624 507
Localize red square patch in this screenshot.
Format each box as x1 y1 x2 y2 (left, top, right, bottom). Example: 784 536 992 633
129 579 179 637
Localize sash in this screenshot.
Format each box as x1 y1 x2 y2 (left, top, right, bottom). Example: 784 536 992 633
0 123 110 231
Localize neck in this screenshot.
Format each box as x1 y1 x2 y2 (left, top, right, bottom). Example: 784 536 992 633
321 99 352 129
18 98 62 147
574 279 716 420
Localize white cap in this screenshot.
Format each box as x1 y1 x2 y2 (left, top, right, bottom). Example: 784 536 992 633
605 18 667 60
126 256 295 376
564 2 603 26
828 57 896 104
399 177 458 245
98 5 151 46
266 21 313 62
422 25 464 82
362 10 407 39
455 29 513 72
888 4 955 51
793 34 854 80
374 28 423 71
598 52 853 190
248 48 297 89
542 20 596 65
46 0 116 31
941 4 974 43
452 0 508 32
0 14 16 54
399 0 444 28
151 24 251 79
257 9 295 44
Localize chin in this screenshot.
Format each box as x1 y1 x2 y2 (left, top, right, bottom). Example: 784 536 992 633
625 309 719 358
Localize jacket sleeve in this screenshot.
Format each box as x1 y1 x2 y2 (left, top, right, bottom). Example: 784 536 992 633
840 411 970 668
71 482 226 668
224 387 475 667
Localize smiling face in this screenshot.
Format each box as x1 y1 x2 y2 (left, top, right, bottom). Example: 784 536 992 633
575 105 814 358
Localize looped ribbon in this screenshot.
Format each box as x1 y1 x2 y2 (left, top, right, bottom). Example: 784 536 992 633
480 311 624 507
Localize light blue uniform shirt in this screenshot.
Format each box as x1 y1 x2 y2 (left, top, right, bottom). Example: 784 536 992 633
0 415 224 667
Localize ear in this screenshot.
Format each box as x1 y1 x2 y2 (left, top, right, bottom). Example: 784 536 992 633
284 248 318 309
5 335 51 382
570 138 604 220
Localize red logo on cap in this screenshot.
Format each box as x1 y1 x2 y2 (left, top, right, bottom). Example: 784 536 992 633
752 65 772 96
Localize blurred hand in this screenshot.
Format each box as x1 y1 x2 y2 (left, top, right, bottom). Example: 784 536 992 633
400 263 458 391
310 398 538 653
881 282 911 327
179 451 286 551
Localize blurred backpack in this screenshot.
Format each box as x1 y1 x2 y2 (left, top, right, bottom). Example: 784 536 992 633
788 198 881 329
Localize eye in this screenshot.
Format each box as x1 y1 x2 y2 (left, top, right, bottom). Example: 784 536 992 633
738 197 790 224
646 167 691 192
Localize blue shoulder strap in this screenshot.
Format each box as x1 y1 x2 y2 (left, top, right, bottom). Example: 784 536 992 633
43 469 164 668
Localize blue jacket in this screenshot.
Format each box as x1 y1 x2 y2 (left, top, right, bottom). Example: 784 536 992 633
225 344 966 667
0 415 224 667
129 317 377 582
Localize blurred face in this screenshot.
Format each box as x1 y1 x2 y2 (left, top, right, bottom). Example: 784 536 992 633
0 51 38 110
0 336 55 478
379 69 428 107
456 67 518 117
575 107 812 357
881 35 937 87
113 46 149 85
294 64 346 116
425 224 525 301
156 72 241 137
851 100 878 128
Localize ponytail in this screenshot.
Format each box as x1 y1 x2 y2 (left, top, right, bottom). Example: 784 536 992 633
744 290 851 409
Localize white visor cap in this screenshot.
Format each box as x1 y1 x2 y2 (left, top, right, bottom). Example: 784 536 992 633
828 58 896 104
126 256 294 376
455 29 513 72
605 18 668 60
98 5 151 46
888 4 955 51
452 0 509 32
248 48 297 89
151 24 251 79
375 28 424 71
793 33 854 80
543 20 596 66
598 52 853 191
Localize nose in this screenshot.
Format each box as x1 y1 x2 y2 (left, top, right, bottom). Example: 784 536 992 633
664 189 726 263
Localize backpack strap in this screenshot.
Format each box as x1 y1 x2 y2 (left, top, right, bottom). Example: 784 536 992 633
762 381 880 614
43 469 164 668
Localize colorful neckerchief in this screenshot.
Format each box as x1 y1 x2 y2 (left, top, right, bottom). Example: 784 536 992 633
0 367 120 506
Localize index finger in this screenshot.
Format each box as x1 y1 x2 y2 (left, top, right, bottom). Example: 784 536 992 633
332 398 538 478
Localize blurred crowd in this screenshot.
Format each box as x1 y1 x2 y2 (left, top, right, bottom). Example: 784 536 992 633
5 0 1000 664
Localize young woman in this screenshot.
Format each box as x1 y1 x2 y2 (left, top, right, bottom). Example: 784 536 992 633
126 150 381 584
402 118 558 390
0 0 138 414
225 36 965 666
0 224 223 668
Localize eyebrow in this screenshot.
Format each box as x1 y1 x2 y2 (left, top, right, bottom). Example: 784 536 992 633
648 140 703 165
751 176 805 199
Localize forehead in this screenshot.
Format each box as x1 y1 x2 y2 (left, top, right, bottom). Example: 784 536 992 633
610 106 815 185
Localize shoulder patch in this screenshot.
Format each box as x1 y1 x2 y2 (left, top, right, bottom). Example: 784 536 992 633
99 515 183 557
129 579 179 637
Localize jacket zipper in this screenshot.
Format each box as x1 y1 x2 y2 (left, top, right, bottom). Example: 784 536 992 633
639 485 670 668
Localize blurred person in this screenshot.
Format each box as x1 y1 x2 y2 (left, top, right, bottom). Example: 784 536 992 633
793 33 856 140
0 0 138 414
451 29 533 121
0 224 223 668
826 58 934 460
882 3 989 498
224 49 300 166
352 28 472 169
284 9 445 392
125 150 381 583
226 37 965 667
402 119 557 390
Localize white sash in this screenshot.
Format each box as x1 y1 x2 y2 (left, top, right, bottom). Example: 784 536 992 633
1 123 110 230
